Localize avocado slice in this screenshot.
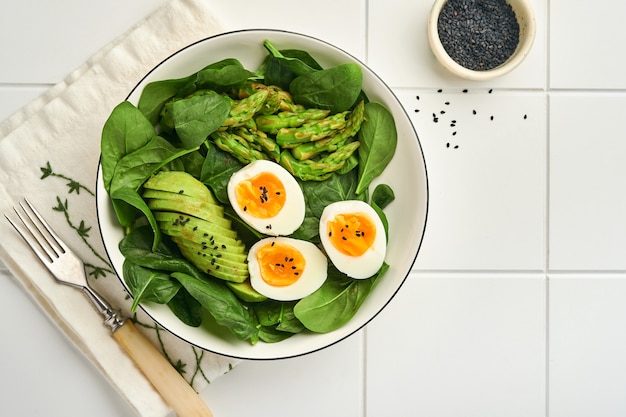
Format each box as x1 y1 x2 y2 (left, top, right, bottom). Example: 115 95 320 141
146 195 231 229
155 212 238 240
227 280 267 303
143 170 251 283
144 170 217 203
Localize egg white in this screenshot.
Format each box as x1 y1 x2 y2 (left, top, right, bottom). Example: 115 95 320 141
247 237 328 301
227 160 305 236
319 200 387 279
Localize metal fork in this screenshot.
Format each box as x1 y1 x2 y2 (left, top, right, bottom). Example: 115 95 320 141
5 199 214 417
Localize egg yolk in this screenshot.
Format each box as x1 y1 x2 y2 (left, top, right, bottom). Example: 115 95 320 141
235 171 286 219
326 212 376 257
256 241 306 286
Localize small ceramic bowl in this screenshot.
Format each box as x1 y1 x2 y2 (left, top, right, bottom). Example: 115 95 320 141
427 0 536 81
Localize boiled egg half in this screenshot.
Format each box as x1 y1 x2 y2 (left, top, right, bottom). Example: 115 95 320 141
319 200 386 279
227 160 305 236
247 237 328 301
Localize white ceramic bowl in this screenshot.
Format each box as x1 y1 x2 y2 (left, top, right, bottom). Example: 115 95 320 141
428 0 536 81
96 29 428 360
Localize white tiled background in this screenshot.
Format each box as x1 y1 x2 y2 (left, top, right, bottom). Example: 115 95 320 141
1 0 626 416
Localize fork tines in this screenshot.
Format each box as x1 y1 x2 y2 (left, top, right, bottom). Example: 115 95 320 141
5 199 67 264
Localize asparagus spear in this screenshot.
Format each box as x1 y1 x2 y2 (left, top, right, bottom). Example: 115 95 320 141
291 100 365 160
279 141 360 181
211 130 268 164
220 89 269 129
275 111 348 147
235 83 301 114
232 126 281 162
255 108 330 135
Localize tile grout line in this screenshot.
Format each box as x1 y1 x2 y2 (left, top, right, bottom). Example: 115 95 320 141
545 0 552 415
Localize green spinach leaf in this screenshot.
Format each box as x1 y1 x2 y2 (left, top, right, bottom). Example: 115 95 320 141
109 187 160 248
168 92 231 149
101 101 155 192
119 225 202 279
195 58 256 92
356 102 397 194
261 40 321 90
200 141 244 204
138 74 197 125
370 184 395 242
171 272 259 344
167 287 203 327
122 259 181 312
290 63 363 113
294 263 389 333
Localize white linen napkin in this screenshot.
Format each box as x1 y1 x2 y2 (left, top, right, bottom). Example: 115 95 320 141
0 1 242 416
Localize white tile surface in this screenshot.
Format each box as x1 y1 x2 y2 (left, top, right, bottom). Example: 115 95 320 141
549 274 626 417
212 0 366 61
206 334 364 417
549 93 626 270
367 272 546 417
0 0 169 84
550 1 626 89
401 90 546 271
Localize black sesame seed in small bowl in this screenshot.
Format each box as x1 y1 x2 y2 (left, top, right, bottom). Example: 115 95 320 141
427 0 536 80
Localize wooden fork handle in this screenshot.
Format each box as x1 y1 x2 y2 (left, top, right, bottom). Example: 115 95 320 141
113 320 214 417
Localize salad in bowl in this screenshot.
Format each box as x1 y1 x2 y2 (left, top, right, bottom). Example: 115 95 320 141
96 29 428 360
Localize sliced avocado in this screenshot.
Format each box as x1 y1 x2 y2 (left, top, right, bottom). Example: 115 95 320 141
144 189 224 213
172 237 247 262
144 171 217 204
227 280 267 303
155 212 238 240
144 170 251 284
173 236 249 283
178 243 248 283
146 197 231 229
